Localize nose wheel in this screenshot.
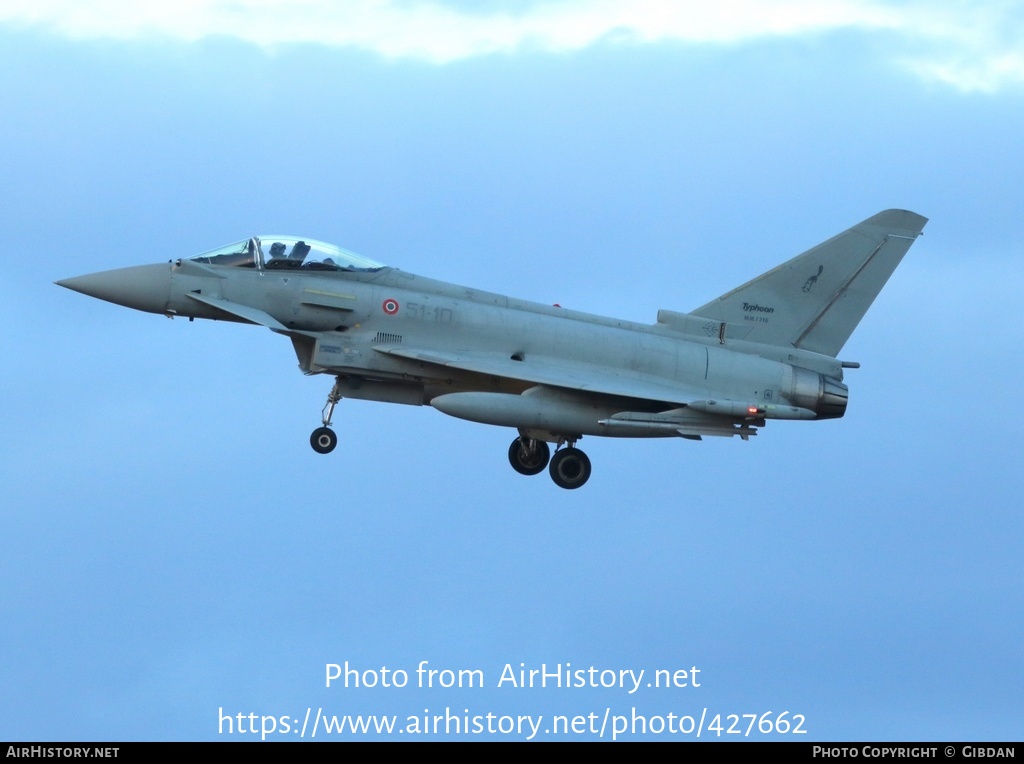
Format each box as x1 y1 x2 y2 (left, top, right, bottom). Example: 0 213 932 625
310 426 337 454
310 377 343 455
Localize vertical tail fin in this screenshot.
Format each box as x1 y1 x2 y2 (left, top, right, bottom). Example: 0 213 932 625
690 209 927 356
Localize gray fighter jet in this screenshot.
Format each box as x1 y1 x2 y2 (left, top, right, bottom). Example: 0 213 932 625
56 209 926 489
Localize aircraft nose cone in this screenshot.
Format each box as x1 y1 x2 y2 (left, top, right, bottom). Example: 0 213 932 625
56 263 172 314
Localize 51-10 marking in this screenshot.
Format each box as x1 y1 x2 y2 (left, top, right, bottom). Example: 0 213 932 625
406 302 454 324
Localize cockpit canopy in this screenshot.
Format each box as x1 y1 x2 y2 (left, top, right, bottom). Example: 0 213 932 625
189 236 385 272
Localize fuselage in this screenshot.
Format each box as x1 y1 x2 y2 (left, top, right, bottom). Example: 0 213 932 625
157 256 847 434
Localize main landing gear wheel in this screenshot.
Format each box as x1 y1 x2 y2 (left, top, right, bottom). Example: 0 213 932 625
549 447 591 489
508 437 551 476
310 426 337 454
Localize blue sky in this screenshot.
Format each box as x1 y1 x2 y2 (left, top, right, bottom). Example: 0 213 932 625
2 0 1022 741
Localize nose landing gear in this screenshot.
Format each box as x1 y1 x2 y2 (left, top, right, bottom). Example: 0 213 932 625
310 377 343 454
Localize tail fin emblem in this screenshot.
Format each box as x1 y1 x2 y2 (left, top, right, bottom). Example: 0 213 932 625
802 265 824 293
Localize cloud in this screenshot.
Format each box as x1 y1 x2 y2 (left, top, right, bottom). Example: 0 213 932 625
2 0 1023 92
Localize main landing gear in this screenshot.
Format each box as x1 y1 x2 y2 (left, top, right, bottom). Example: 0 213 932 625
310 378 342 455
508 435 592 489
508 437 550 476
548 446 592 490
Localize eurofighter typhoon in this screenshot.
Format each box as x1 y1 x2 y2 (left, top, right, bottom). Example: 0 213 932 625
56 210 926 489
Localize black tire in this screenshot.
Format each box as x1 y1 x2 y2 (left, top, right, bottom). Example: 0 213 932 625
508 437 550 476
548 447 592 489
310 426 338 454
